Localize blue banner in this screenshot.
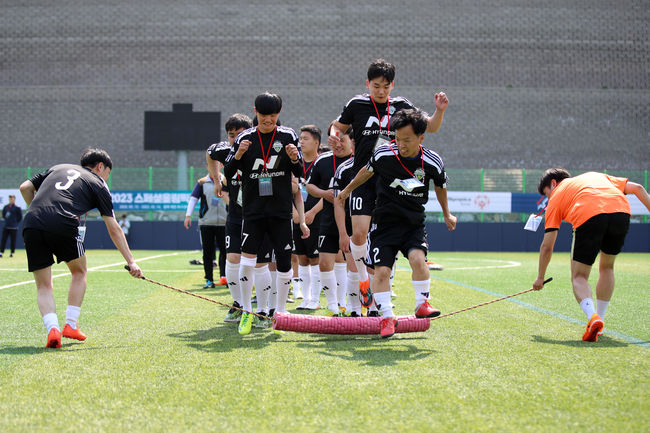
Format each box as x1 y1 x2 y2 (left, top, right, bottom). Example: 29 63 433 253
511 193 547 214
111 190 192 211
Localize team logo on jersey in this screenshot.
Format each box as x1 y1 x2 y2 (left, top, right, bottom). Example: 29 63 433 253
365 115 389 129
414 168 425 182
272 141 283 153
388 105 396 115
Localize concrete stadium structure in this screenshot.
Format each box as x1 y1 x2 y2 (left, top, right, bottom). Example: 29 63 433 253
1 1 648 171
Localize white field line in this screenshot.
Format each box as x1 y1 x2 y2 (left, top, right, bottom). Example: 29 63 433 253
396 258 522 272
0 251 198 291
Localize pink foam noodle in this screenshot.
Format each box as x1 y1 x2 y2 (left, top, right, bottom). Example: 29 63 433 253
272 313 430 335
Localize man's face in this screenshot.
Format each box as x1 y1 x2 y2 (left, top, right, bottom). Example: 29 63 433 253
366 77 394 103
543 180 557 198
94 163 111 182
331 133 352 158
227 127 246 146
8 196 15 204
255 111 280 133
394 124 424 158
299 132 319 156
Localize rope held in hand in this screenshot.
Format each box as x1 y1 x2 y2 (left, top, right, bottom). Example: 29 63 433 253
430 277 552 321
124 266 274 321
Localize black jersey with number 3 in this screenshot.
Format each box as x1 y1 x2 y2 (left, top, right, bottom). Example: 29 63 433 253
367 144 448 225
337 94 416 172
224 126 303 220
23 164 114 237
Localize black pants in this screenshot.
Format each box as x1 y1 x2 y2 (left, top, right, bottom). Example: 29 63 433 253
200 225 226 281
1 228 17 254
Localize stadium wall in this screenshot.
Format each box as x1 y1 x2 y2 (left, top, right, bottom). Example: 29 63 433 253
1 1 648 171
4 221 648 253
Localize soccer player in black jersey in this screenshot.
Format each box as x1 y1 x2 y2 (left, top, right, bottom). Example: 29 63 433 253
207 113 275 327
306 124 354 316
223 93 308 334
329 59 449 295
338 109 456 338
293 125 322 310
19 148 143 348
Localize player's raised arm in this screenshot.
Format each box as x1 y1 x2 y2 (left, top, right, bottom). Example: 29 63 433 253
426 91 449 133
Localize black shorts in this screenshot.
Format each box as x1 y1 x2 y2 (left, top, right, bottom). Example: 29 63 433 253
318 231 341 254
241 217 293 271
349 181 376 216
293 221 320 258
368 222 428 269
24 228 85 272
225 219 273 263
572 212 630 265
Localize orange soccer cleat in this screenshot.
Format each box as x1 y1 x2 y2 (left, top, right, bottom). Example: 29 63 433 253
218 277 228 286
415 300 441 318
62 324 87 341
46 328 62 348
582 314 604 342
380 317 398 339
359 280 373 307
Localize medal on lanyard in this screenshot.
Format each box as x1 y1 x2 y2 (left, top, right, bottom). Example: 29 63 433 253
371 96 392 151
257 128 276 197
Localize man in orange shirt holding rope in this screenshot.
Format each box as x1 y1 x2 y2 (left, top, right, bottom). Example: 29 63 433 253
533 168 650 342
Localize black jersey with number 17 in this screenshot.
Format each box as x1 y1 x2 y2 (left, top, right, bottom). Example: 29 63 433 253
336 94 416 172
223 126 303 221
22 164 114 238
367 144 448 226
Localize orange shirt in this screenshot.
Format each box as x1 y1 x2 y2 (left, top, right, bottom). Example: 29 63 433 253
544 172 630 230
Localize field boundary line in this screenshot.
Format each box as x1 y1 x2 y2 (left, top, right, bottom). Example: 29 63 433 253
0 251 198 291
428 273 649 349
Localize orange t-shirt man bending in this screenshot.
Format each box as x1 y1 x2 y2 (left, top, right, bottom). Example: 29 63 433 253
532 168 650 342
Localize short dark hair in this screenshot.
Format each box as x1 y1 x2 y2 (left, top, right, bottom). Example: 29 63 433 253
254 92 283 115
225 113 252 132
300 125 322 144
80 148 113 170
538 168 571 195
367 59 396 83
391 108 428 136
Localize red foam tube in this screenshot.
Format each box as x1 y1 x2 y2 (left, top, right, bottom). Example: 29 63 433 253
272 312 430 335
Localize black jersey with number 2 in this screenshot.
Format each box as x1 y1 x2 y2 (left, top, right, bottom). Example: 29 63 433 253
224 126 303 221
23 164 114 237
367 144 448 226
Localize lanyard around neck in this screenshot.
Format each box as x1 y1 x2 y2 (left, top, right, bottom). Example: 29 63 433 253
370 95 390 134
256 127 277 172
388 143 424 182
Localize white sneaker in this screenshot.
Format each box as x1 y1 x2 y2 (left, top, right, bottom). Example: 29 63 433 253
305 300 320 310
296 299 311 310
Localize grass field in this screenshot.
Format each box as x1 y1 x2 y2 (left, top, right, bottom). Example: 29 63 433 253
1 249 648 432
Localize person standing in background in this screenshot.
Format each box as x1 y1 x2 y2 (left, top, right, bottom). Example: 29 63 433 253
1 194 22 258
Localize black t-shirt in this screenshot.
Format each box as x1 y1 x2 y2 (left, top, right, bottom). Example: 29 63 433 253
307 151 352 235
367 144 448 226
333 157 355 235
336 93 416 173
23 164 114 237
299 157 320 213
208 141 243 224
224 126 303 221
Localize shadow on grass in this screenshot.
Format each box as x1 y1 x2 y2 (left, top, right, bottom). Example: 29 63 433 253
0 342 111 354
295 337 434 366
167 322 276 353
531 335 629 348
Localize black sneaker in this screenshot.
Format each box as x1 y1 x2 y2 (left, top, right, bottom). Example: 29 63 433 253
251 296 257 304
367 311 380 317
349 311 361 317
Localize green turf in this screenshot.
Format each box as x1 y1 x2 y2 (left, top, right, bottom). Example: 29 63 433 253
0 250 648 432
